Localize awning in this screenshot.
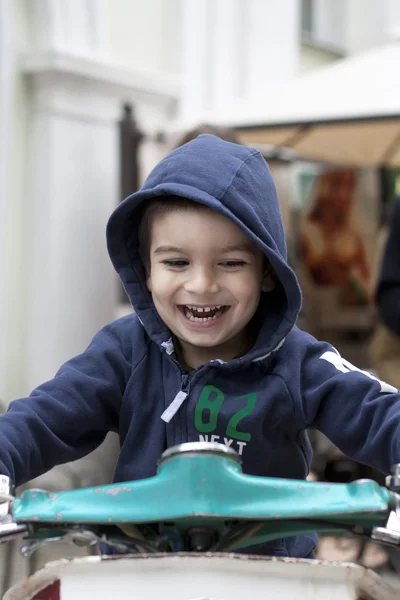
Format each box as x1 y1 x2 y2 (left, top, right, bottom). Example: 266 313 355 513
230 41 400 167
237 116 400 167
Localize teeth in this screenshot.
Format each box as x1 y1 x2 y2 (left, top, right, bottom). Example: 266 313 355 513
186 305 222 311
182 305 227 323
189 315 218 322
184 306 221 322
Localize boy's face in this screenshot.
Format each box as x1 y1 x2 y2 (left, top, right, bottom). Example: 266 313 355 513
146 206 274 367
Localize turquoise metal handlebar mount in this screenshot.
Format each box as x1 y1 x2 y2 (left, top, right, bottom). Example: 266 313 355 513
8 442 400 554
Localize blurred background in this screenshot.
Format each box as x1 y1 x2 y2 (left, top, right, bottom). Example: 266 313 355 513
1 0 400 588
2 0 400 404
1 0 400 402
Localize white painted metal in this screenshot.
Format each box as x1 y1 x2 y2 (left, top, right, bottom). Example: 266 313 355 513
4 554 398 600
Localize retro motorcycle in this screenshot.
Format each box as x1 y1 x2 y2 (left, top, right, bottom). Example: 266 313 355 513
0 441 399 599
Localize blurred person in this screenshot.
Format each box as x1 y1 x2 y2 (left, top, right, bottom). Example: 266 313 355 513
2 135 400 564
300 168 376 480
369 197 400 389
301 169 370 306
299 172 391 567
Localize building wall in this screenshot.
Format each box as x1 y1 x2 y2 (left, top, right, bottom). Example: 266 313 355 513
179 0 299 122
386 0 400 37
105 0 182 74
346 0 387 54
1 0 33 404
0 0 179 403
298 0 347 74
286 0 396 77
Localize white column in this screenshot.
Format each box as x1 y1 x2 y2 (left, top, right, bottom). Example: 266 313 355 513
0 0 13 405
24 73 118 388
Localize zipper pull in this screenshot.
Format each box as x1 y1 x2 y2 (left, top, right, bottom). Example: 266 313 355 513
161 390 188 423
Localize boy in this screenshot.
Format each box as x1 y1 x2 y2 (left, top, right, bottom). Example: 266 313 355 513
1 134 400 559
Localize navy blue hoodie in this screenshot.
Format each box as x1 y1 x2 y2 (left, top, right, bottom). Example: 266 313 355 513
1 135 400 558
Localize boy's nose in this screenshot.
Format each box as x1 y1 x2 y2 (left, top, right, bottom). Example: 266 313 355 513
183 267 220 295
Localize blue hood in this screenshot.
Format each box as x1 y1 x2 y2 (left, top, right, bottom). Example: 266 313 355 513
107 134 302 362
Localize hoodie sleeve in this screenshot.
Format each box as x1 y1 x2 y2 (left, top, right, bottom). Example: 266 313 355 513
0 319 134 486
298 338 400 474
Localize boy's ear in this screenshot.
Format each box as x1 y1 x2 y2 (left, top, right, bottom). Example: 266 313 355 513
146 273 152 292
261 275 275 292
261 263 276 292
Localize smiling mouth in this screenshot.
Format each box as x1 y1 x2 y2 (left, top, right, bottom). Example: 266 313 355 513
178 305 230 322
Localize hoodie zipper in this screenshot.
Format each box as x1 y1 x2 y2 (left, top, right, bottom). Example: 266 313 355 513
161 372 191 424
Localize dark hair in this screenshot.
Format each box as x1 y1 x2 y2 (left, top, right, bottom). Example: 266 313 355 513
138 197 210 273
174 123 241 148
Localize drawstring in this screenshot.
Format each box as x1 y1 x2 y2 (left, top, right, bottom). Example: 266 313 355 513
161 390 188 423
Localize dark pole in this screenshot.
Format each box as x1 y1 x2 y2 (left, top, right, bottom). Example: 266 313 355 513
118 103 144 303
119 103 143 202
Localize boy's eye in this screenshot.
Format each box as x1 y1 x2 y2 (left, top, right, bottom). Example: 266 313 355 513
220 260 247 268
162 259 189 267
